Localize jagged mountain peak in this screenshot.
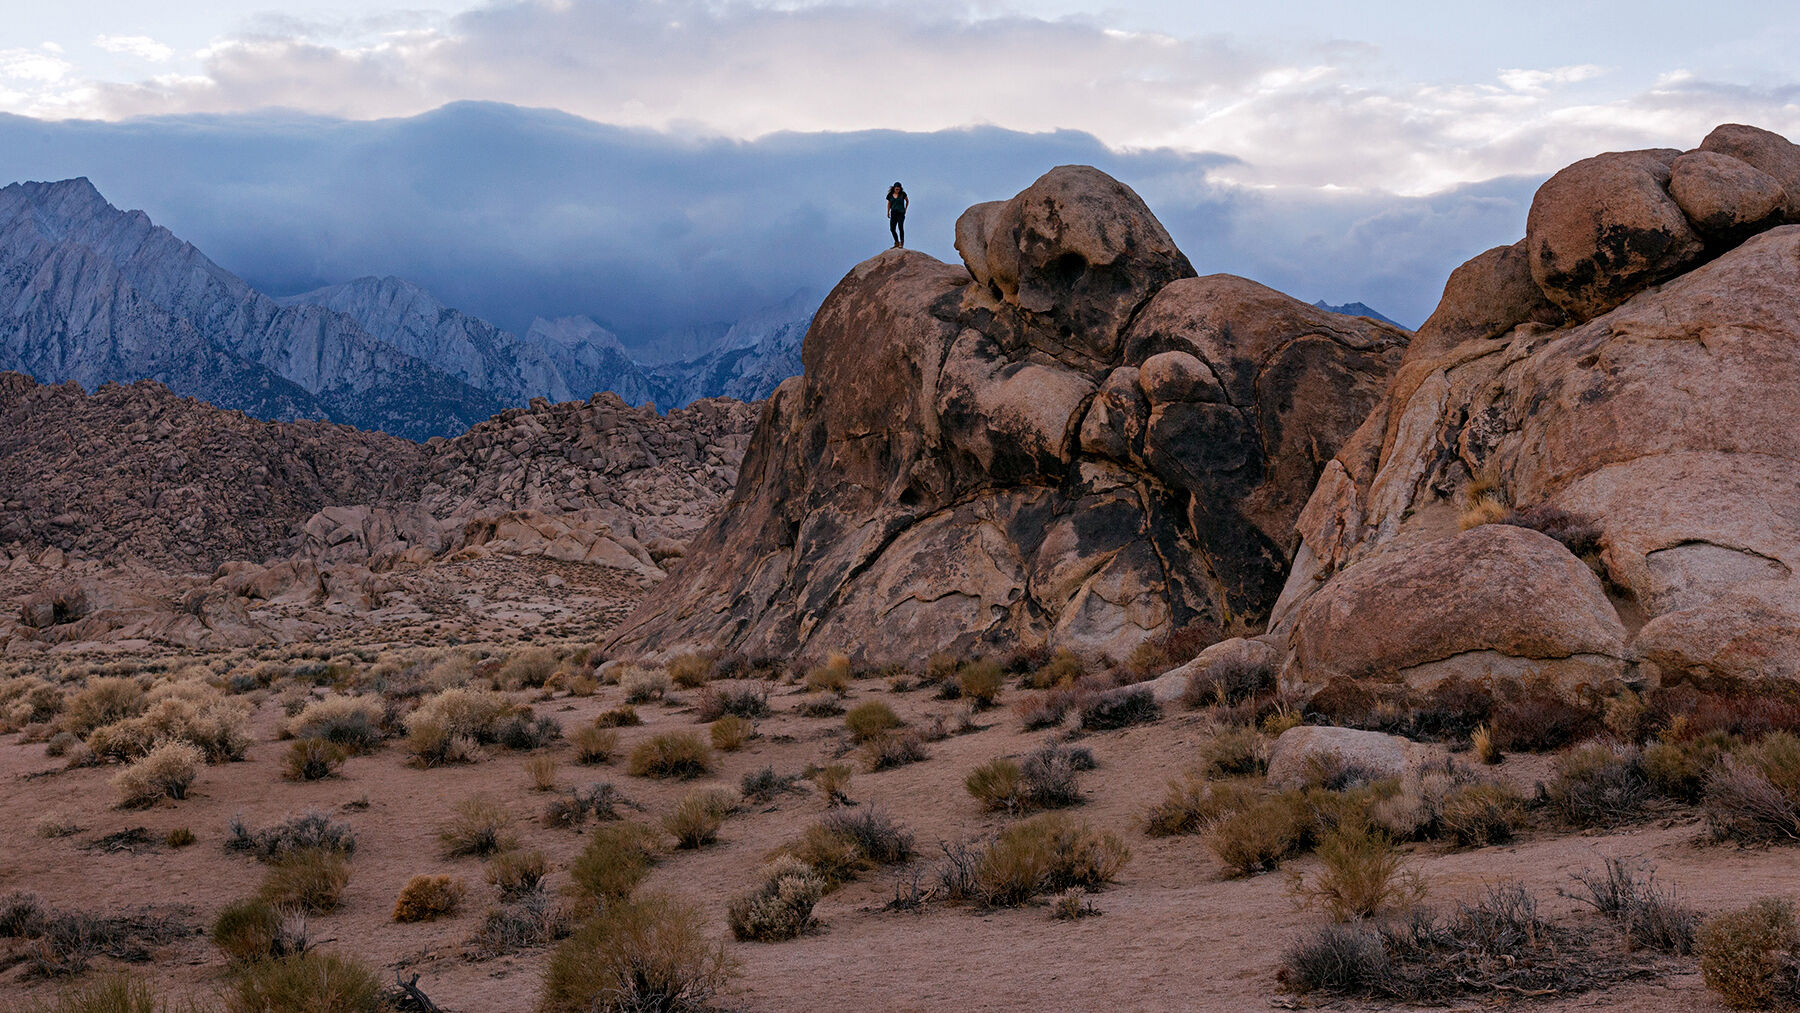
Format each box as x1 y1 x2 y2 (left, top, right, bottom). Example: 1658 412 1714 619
524 315 627 353
0 178 507 439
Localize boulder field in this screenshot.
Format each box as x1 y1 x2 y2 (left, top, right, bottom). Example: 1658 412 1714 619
614 124 1800 686
607 166 1409 664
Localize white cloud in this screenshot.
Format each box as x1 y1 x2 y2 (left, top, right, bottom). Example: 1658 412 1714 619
0 46 73 84
5 0 1799 193
94 35 175 62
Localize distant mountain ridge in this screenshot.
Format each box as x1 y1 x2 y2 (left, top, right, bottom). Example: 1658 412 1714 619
0 177 815 438
0 178 509 440
1312 300 1404 328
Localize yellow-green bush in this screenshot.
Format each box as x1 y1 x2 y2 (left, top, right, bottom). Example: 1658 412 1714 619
539 893 734 1013
1699 898 1800 1010
627 732 714 779
569 822 661 902
843 700 902 743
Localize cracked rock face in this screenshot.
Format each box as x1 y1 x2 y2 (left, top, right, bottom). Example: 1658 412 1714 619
1271 123 1800 689
606 166 1408 664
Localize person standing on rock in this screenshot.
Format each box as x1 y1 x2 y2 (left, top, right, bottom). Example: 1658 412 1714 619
886 182 909 248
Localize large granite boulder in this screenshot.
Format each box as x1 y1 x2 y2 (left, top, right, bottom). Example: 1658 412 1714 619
1699 123 1800 220
1284 524 1628 689
1270 124 1800 692
606 166 1409 665
1407 240 1564 364
1527 149 1703 322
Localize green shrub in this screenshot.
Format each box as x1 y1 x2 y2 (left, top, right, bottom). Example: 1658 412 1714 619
487 849 550 899
571 723 618 764
627 731 714 779
592 705 642 728
1079 687 1160 731
392 874 466 922
860 729 927 771
1545 741 1648 827
525 755 558 792
226 952 386 1013
1703 732 1800 843
844 700 903 743
810 763 853 805
284 695 384 753
1287 822 1423 921
59 678 146 738
956 661 1005 708
1196 724 1265 777
212 899 291 964
620 667 671 704
965 758 1025 812
773 808 912 889
793 695 844 718
226 811 356 861
803 654 853 695
499 647 560 690
666 653 712 689
569 822 660 902
539 893 734 1013
1204 791 1307 877
695 683 770 721
971 813 1129 907
1026 651 1084 690
1699 898 1800 1010
1436 784 1520 847
1143 776 1248 837
740 766 804 803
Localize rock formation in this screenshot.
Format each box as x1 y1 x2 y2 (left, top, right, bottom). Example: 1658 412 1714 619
1271 124 1800 691
606 166 1408 664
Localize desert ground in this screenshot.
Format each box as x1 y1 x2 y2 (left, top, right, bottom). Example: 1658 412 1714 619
2 618 1791 1011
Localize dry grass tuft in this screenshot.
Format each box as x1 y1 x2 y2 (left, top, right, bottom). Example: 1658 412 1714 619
627 731 714 779
438 796 517 859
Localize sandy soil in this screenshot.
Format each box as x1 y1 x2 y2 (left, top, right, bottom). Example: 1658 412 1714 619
0 667 1786 1012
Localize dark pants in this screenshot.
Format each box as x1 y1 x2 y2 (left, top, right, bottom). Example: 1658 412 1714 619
890 214 905 247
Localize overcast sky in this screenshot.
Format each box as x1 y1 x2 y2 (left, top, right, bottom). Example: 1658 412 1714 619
2 1 1796 333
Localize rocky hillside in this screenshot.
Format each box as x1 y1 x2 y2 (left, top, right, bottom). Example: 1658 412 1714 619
606 166 1409 664
1254 123 1800 690
0 371 759 573
0 373 424 568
